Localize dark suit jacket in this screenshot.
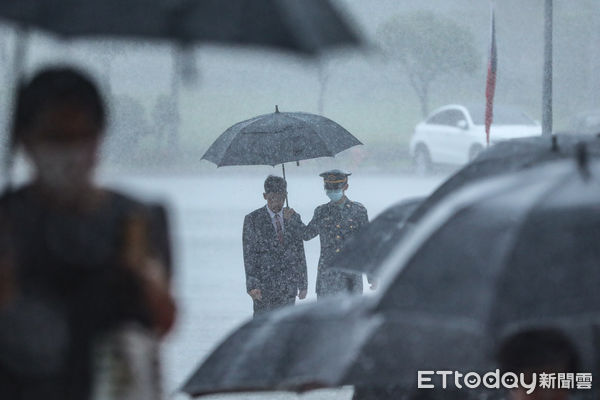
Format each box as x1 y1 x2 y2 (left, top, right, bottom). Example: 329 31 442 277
243 206 308 299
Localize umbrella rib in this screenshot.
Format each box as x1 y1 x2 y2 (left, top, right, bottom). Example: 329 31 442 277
205 131 238 167
284 114 337 158
219 131 248 166
483 169 576 332
216 116 270 166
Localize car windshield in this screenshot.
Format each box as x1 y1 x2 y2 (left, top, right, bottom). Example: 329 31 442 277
467 105 537 126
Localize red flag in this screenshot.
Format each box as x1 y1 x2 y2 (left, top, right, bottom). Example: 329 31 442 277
485 5 497 146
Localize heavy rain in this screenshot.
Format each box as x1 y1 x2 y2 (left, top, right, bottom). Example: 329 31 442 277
0 1 599 400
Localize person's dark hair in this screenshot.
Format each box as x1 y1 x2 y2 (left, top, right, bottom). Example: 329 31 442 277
11 66 106 149
264 175 287 194
497 328 580 374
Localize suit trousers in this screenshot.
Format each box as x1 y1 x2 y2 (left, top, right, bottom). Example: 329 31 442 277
253 293 295 317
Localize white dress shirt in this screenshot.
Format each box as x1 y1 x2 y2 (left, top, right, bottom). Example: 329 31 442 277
266 206 285 233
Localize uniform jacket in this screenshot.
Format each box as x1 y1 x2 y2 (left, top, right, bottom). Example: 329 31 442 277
242 206 308 299
291 198 368 296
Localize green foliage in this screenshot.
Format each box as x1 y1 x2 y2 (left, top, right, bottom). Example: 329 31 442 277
377 11 480 116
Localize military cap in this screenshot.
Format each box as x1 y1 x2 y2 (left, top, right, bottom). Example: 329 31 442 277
319 169 351 190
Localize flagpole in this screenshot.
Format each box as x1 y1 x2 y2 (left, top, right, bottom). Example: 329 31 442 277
542 0 553 136
484 1 497 147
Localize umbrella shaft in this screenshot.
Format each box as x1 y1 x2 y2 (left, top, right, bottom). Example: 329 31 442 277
281 164 289 208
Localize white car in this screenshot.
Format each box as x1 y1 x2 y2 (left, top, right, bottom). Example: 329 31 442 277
409 104 542 173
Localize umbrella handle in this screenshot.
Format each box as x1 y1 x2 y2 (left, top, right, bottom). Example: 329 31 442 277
282 163 289 208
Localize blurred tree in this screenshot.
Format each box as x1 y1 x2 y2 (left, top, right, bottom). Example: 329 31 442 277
377 11 480 117
152 93 180 147
91 40 153 97
317 61 330 115
0 38 5 63
105 95 150 163
91 40 126 98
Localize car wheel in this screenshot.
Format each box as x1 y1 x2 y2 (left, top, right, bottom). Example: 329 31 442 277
412 145 432 175
468 144 484 162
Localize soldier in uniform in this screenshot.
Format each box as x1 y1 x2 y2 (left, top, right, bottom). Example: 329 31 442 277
286 170 370 299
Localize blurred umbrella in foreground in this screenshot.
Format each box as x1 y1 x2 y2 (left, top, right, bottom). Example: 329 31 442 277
181 296 382 396
356 154 600 386
180 293 488 396
0 0 362 56
334 133 600 276
330 196 424 276
201 106 362 204
407 134 600 224
181 154 600 396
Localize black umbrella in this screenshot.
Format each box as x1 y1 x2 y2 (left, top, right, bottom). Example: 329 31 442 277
331 196 424 276
181 294 491 396
407 133 600 224
350 154 600 387
202 106 362 203
181 154 600 395
334 133 600 276
0 0 361 56
180 296 381 396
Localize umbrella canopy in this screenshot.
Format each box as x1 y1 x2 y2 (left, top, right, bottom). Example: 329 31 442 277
331 197 424 275
394 161 600 325
181 295 493 396
181 155 600 395
201 107 362 167
407 133 600 224
0 0 361 55
180 296 381 396
351 156 600 386
334 133 600 276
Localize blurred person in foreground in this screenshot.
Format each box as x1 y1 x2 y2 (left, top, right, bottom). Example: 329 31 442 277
243 175 308 316
0 66 176 400
497 328 581 400
286 170 373 299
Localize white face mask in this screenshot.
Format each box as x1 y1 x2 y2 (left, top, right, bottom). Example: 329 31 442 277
326 189 344 202
32 144 95 190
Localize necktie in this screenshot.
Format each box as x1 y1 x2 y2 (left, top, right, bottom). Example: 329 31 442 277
275 214 284 244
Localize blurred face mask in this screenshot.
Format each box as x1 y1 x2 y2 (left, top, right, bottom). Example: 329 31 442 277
326 189 344 202
31 143 96 191
24 103 101 193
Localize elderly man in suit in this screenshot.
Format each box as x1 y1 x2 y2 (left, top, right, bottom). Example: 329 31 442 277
243 175 308 316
